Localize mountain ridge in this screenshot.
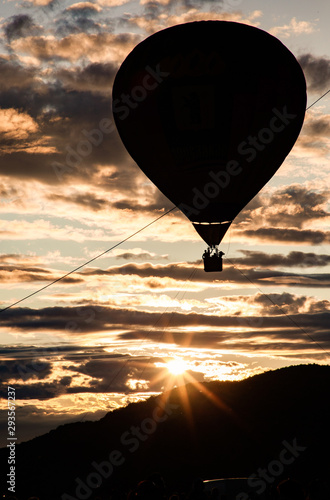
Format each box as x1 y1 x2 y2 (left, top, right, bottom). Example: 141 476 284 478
1 363 329 499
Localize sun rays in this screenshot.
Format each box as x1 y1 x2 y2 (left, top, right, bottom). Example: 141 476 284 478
166 358 188 375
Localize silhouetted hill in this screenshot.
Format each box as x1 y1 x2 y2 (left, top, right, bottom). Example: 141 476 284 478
1 364 330 499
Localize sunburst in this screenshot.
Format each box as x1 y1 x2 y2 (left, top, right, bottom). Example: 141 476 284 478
166 358 188 375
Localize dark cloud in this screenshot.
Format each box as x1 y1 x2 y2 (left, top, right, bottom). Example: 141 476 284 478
227 291 329 315
47 192 109 211
111 191 174 213
65 355 169 393
0 253 32 263
0 380 65 400
0 264 82 284
0 348 176 400
79 262 330 288
141 1 163 20
233 185 329 235
3 14 43 42
0 58 37 91
304 116 330 137
1 256 329 296
239 227 330 245
234 250 330 268
55 17 101 36
0 325 329 405
115 251 169 261
55 5 104 37
141 0 225 17
299 115 330 154
298 53 330 93
0 359 52 382
251 292 309 316
0 76 131 184
0 344 103 358
56 62 118 93
267 186 329 228
59 375 72 386
2 304 330 337
120 323 330 354
0 50 142 192
0 265 49 274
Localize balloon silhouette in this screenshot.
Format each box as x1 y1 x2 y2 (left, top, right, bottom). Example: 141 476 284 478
112 21 306 271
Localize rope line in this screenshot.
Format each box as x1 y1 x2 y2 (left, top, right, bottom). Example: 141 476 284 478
0 207 177 313
1 88 329 314
306 89 330 110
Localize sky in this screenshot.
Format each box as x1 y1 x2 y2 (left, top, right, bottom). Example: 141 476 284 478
0 0 329 445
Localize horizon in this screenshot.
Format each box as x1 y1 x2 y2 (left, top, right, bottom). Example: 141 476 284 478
1 361 329 500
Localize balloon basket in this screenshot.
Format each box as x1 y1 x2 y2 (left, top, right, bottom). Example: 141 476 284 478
203 248 224 272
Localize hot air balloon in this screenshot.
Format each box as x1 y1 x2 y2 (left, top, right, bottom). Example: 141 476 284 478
112 21 306 272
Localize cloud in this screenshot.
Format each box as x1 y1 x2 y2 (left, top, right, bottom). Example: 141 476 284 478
1 247 330 302
97 0 130 5
78 261 330 288
2 301 330 338
64 355 169 393
11 32 141 64
0 359 52 382
297 112 330 156
298 54 330 93
3 14 43 42
248 292 316 316
237 185 329 230
56 62 118 93
0 263 82 284
233 250 330 268
0 381 65 399
0 108 56 155
0 253 36 264
0 76 130 184
114 248 169 261
0 331 328 405
66 2 102 13
0 108 38 141
238 227 330 245
209 292 330 317
232 185 330 245
124 6 262 34
23 0 55 5
47 192 109 211
110 190 175 213
0 33 145 190
55 2 105 36
0 58 38 90
266 185 329 228
119 320 330 354
270 17 318 38
0 345 185 400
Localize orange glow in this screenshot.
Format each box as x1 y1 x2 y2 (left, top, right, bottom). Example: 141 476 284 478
166 358 188 375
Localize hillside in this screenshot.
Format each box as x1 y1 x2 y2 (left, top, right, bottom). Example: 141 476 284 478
1 364 330 499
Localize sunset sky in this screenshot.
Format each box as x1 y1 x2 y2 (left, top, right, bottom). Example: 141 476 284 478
0 0 329 445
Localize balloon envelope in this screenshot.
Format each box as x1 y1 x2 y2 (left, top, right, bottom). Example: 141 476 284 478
112 21 306 246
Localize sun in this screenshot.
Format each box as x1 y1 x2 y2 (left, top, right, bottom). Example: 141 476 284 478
166 359 188 375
